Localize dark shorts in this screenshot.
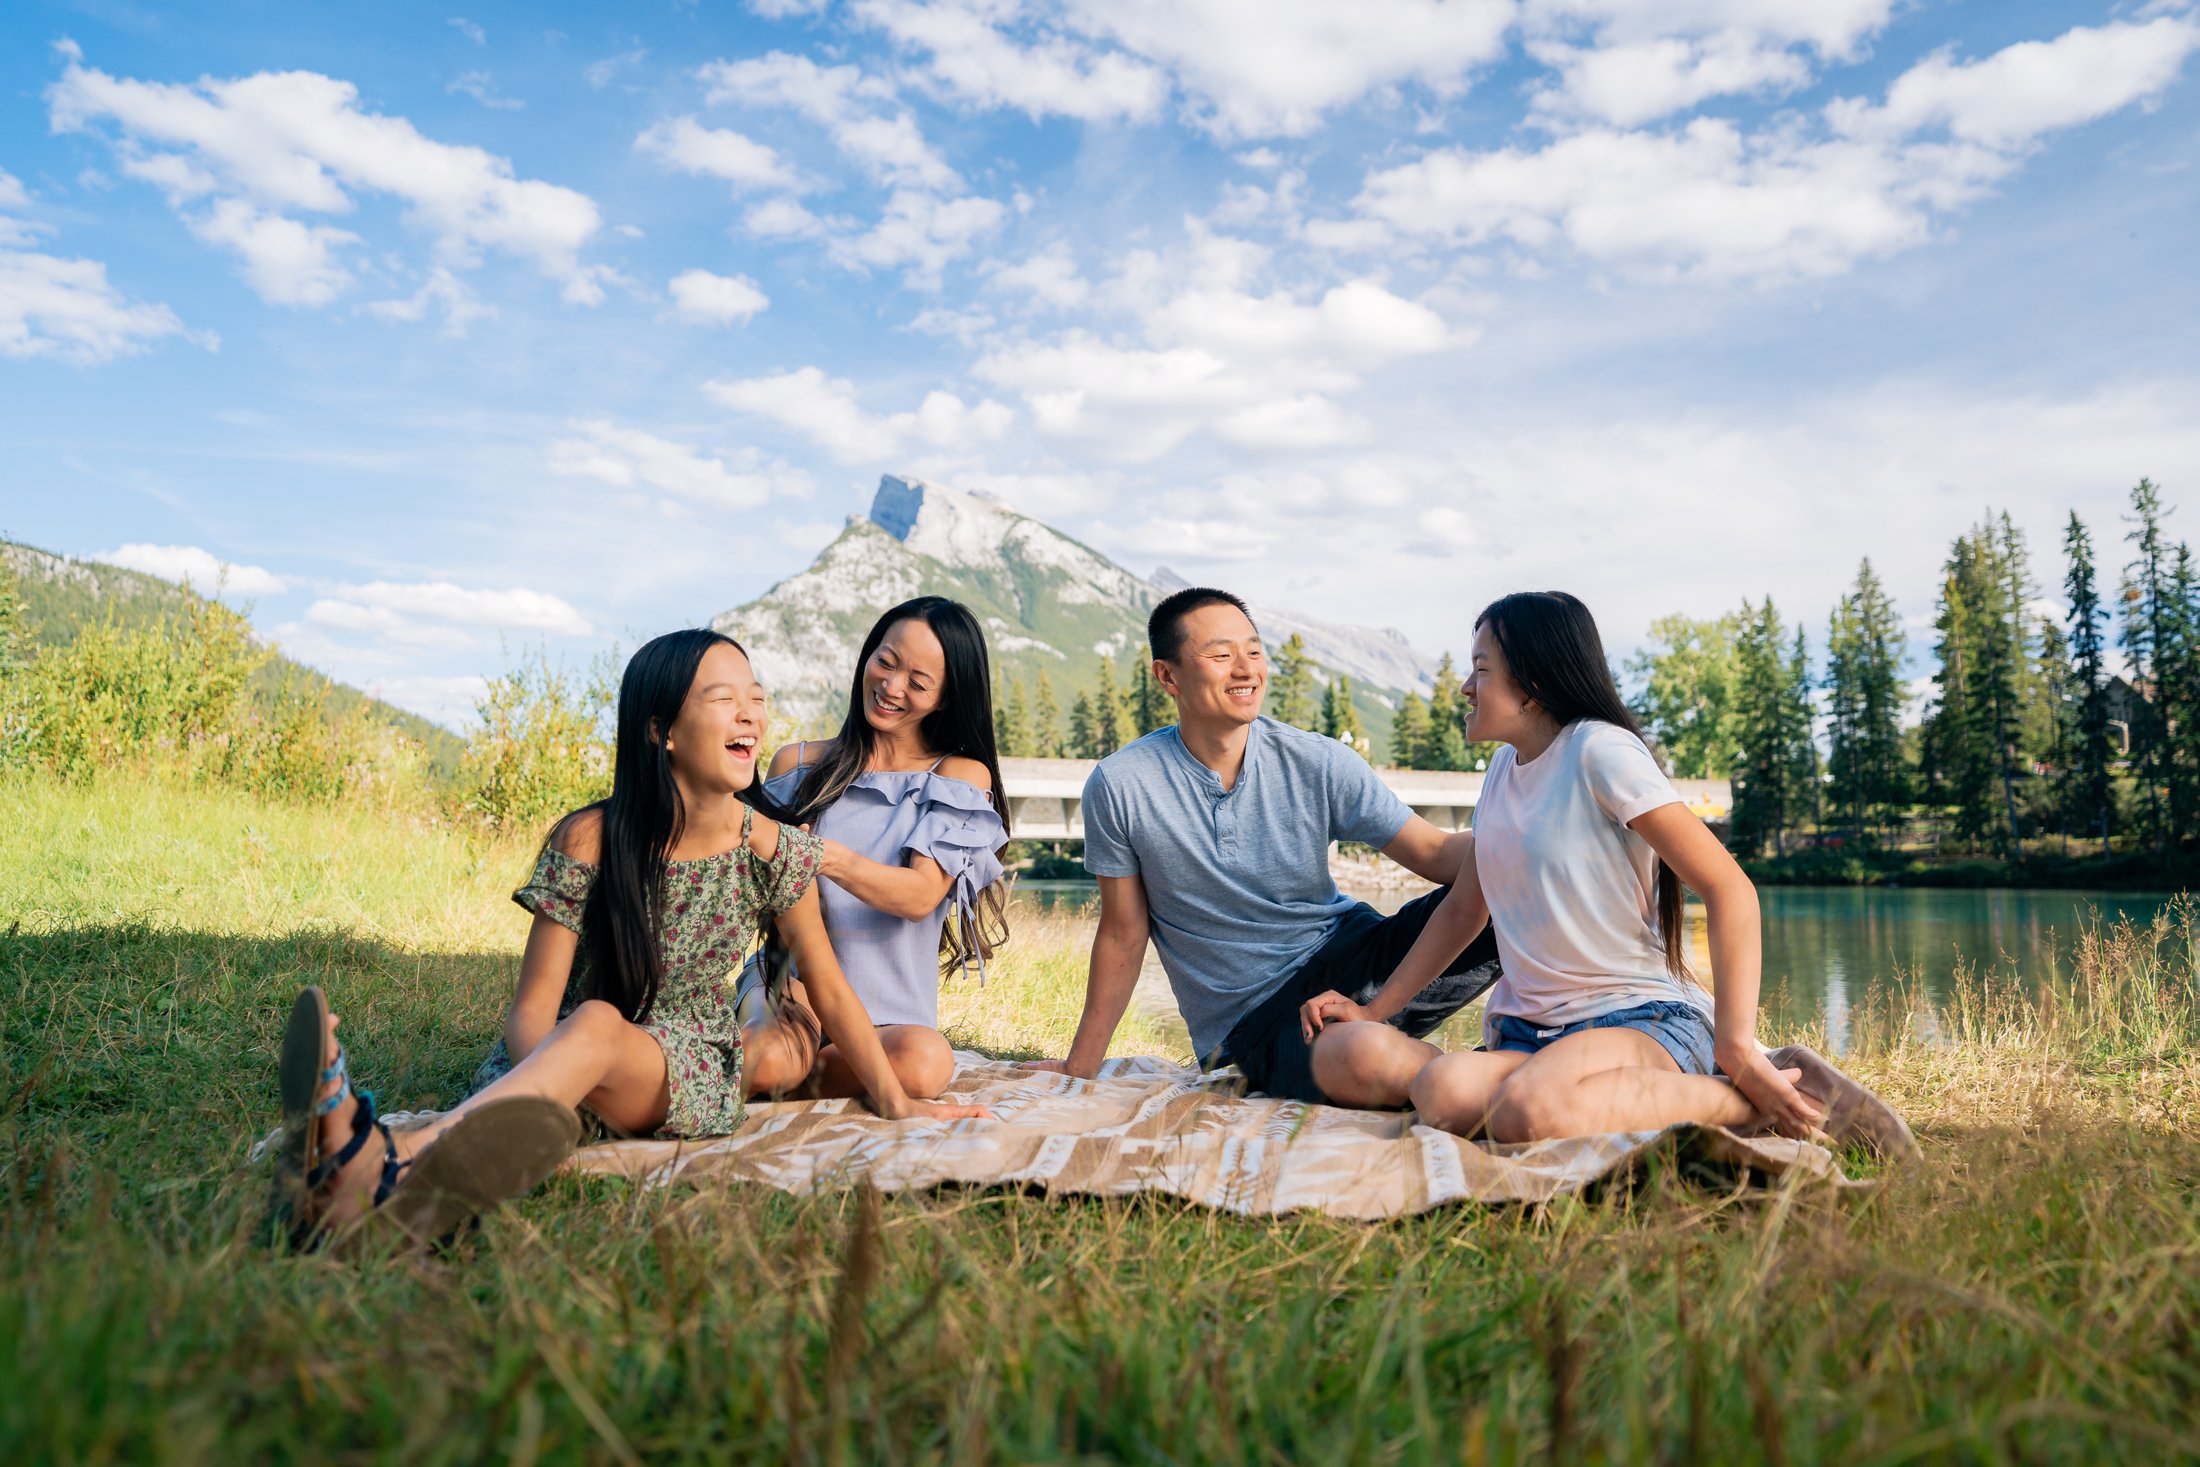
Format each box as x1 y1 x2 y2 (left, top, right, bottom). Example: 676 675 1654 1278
1487 999 1718 1076
1220 886 1502 1105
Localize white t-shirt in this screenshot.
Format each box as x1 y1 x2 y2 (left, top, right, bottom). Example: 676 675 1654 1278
1473 719 1709 1027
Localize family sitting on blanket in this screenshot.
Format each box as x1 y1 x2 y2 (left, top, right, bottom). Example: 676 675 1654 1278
268 585 1911 1250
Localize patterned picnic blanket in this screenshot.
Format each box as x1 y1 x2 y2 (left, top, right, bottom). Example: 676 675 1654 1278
557 1053 1862 1218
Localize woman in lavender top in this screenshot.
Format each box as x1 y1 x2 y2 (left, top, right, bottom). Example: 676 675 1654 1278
761 596 1011 1099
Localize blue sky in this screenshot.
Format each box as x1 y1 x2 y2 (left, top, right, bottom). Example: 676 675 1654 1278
3 0 2196 725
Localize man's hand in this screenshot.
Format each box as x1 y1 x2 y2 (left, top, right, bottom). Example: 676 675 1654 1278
1019 1057 1095 1078
1298 989 1370 1041
1722 1046 1825 1138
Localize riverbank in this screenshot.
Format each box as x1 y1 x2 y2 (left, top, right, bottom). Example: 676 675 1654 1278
1743 845 2200 892
6 774 2200 1461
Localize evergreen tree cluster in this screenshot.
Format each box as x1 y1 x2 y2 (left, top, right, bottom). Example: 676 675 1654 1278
1628 479 2200 865
1390 652 1489 772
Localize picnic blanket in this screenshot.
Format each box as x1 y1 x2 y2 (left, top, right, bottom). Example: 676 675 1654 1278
556 1053 1863 1218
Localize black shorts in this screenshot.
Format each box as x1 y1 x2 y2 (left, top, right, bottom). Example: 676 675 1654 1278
1219 887 1501 1104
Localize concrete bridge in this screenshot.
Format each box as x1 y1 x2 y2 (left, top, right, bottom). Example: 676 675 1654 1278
998 756 1732 841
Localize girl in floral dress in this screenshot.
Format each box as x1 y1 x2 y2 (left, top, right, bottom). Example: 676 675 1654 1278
270 629 988 1247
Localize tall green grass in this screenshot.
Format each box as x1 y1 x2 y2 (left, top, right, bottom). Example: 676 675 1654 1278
4 775 2199 1463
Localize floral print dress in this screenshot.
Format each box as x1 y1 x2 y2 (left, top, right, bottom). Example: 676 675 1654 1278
470 806 824 1138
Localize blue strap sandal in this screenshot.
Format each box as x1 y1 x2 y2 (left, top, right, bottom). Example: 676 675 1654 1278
270 986 408 1251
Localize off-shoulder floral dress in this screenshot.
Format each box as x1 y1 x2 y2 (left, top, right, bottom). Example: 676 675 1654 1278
469 806 825 1138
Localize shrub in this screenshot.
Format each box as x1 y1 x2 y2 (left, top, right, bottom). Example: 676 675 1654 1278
459 648 616 829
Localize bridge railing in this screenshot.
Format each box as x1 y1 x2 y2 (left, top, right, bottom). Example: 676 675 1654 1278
996 756 1730 842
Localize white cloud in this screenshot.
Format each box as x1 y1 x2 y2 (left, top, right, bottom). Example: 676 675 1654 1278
1412 505 1479 554
50 51 605 306
851 0 1169 123
1059 0 1515 138
750 0 832 16
447 70 524 111
991 243 1090 308
705 365 1013 463
0 166 208 364
745 196 827 237
700 52 960 190
96 543 286 596
636 116 803 192
186 198 358 305
316 580 592 635
1844 15 2200 149
363 265 495 334
1346 17 2200 283
667 267 770 324
546 419 805 506
449 17 486 45
972 243 1452 458
826 188 1006 285
1522 0 1898 126
584 46 649 90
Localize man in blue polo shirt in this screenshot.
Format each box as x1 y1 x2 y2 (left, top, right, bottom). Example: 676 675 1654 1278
1027 586 1499 1107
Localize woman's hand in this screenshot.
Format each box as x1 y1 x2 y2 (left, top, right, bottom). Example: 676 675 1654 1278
1721 1045 1825 1138
875 1094 992 1122
1299 990 1370 1041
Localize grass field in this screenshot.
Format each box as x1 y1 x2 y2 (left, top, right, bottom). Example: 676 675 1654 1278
5 774 2200 1464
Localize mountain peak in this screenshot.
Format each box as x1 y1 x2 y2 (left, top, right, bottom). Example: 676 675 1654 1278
867 473 1021 571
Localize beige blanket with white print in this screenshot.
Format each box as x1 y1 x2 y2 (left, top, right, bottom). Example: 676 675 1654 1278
555 1053 1865 1218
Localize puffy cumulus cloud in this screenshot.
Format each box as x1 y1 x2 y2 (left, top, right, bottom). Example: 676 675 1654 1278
691 51 1004 284
1058 0 1515 139
303 580 592 648
990 243 1090 309
705 365 1013 464
48 47 605 308
700 52 959 190
546 419 805 506
636 116 804 192
96 543 286 596
850 0 1169 123
0 170 208 364
363 265 496 335
973 241 1452 459
1522 0 1897 126
667 267 770 324
1344 16 2200 282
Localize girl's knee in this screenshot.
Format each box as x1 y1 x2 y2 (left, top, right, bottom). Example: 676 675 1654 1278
1409 1055 1487 1135
887 1027 955 1099
1485 1077 1581 1145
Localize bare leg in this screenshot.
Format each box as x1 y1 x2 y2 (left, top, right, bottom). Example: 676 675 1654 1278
1309 1022 1444 1109
814 1025 956 1100
1407 1049 1530 1136
314 1001 669 1226
1484 1028 1755 1144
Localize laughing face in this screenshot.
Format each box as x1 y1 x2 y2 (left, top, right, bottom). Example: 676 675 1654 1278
661 641 768 793
860 616 947 740
1159 601 1266 729
1461 620 1534 747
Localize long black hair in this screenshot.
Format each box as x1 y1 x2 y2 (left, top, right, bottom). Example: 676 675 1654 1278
551 627 798 1023
785 596 1012 972
1474 591 1691 981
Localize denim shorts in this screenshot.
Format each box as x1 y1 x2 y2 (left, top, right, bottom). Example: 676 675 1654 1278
1487 999 1718 1076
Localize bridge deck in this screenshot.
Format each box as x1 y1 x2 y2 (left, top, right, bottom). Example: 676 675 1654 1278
996 756 1730 841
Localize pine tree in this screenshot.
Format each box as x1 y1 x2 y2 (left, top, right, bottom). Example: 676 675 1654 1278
1321 675 1367 756
2030 613 2071 849
2063 512 2116 858
1823 559 1907 841
1067 691 1097 760
1091 657 1125 756
1732 599 1809 857
997 677 1033 758
2122 479 2174 853
1128 656 1173 736
1784 625 1821 833
1422 651 1469 770
1269 633 1317 730
1392 693 1432 770
1626 613 1744 778
1032 671 1062 758
2167 543 2200 850
1930 520 2027 855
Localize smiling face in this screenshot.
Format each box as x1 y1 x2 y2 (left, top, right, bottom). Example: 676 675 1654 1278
660 641 768 794
860 616 948 740
1461 620 1540 748
1155 601 1266 730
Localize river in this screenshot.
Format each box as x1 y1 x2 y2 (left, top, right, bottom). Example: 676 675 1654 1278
1011 881 2179 1055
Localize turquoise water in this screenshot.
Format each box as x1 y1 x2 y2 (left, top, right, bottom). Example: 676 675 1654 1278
1012 881 2177 1049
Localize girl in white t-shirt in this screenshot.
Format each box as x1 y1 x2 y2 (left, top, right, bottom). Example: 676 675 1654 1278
1300 591 1915 1155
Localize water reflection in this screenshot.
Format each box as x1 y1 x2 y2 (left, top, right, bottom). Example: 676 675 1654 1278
1012 880 2174 1051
